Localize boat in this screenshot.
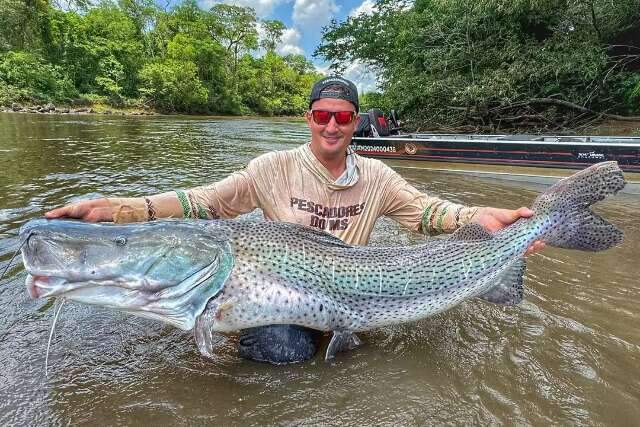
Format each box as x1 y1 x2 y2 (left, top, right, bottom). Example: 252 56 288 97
352 132 640 171
351 109 640 193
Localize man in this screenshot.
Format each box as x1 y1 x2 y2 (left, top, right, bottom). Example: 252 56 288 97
46 76 543 364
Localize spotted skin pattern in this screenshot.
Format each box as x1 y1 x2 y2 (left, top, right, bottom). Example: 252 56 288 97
21 162 625 360
203 163 624 336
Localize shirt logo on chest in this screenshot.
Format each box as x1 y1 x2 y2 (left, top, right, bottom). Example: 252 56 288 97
290 197 366 231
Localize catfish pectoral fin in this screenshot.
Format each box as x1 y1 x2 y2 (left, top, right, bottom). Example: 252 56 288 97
477 258 526 306
325 330 362 361
194 312 226 359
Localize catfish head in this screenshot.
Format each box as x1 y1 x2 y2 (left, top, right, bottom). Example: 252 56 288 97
20 219 234 330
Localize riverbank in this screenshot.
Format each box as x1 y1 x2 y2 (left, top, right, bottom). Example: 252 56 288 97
2 103 638 135
0 102 308 120
0 102 156 116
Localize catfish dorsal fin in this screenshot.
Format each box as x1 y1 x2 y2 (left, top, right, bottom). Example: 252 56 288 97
478 258 526 305
451 223 493 241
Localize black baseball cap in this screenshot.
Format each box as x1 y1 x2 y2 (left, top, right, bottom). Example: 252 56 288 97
309 76 359 112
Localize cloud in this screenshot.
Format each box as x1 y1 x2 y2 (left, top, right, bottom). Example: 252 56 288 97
198 0 291 18
254 24 304 56
278 28 305 55
292 0 339 31
342 61 378 93
348 0 376 17
313 60 379 93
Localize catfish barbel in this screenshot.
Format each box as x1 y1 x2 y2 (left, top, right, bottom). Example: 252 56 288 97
19 161 625 360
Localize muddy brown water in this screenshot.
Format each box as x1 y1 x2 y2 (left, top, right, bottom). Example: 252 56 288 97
0 113 639 425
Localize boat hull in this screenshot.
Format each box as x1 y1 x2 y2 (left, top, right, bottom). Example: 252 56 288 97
351 134 640 172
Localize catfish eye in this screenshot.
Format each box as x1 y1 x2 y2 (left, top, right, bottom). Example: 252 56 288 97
115 236 127 246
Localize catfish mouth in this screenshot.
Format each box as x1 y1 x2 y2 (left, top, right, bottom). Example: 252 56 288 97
25 274 69 299
24 272 119 300
19 219 235 330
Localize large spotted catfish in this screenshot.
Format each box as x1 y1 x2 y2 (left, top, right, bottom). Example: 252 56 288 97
19 162 625 361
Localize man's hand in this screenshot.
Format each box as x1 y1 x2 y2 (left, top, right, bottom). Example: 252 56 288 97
471 207 545 255
45 198 113 222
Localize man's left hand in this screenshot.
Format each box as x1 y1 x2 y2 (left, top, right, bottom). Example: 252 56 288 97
471 207 546 256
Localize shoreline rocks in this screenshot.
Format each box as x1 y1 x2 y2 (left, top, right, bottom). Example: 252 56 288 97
0 103 155 116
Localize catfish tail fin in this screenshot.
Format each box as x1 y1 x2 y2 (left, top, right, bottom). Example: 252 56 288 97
532 161 625 251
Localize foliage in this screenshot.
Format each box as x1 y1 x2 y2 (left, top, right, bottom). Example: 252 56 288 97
139 60 208 112
614 72 640 113
208 4 258 75
0 0 320 114
236 52 322 115
360 92 389 112
261 20 285 52
316 0 640 129
631 80 640 104
0 0 50 51
0 51 76 101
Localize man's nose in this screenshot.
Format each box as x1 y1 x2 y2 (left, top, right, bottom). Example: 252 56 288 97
325 116 339 132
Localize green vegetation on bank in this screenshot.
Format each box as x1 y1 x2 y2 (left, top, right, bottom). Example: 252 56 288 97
316 0 640 130
0 0 321 115
3 0 639 129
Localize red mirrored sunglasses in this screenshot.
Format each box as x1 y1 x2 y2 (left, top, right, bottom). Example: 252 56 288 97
311 110 356 126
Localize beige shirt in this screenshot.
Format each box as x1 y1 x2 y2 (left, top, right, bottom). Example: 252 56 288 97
108 144 479 245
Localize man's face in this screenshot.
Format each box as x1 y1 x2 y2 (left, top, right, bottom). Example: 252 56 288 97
305 98 358 159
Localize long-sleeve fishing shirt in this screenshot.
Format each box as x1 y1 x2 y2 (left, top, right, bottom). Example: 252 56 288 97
107 143 479 245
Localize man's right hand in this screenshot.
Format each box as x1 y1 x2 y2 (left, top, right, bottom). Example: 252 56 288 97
45 198 113 222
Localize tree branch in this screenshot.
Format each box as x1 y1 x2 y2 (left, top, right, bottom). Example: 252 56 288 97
527 98 640 121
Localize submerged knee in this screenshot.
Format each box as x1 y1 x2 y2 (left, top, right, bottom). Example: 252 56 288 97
238 324 319 364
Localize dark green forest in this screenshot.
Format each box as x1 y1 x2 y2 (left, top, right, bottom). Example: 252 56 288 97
1 0 640 129
0 0 321 115
317 0 640 130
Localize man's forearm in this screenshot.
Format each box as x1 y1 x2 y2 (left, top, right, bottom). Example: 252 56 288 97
108 191 191 223
420 202 480 234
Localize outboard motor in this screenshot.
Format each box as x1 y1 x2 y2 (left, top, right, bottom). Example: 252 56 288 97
353 109 402 137
367 108 391 137
354 112 372 137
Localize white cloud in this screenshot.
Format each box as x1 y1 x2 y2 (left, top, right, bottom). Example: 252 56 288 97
348 0 376 17
314 63 331 75
313 60 379 93
198 0 291 18
278 28 305 55
292 0 339 32
254 24 304 56
343 61 378 93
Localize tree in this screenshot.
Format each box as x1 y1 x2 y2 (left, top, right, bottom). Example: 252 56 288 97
139 59 208 112
206 4 258 77
0 0 50 51
165 32 231 111
316 0 640 130
260 19 285 52
0 50 76 102
0 0 321 115
284 54 316 74
236 52 321 116
118 0 159 58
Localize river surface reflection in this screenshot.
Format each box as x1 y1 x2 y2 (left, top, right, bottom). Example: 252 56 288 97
0 113 639 425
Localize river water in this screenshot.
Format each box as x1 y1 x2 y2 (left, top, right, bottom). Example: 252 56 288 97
0 113 639 425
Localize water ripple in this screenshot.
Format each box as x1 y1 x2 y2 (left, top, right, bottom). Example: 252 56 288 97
0 113 639 424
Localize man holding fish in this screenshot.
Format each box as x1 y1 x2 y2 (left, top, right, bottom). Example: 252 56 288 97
45 76 543 364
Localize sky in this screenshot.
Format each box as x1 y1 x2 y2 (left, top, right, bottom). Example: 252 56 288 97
196 0 379 92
